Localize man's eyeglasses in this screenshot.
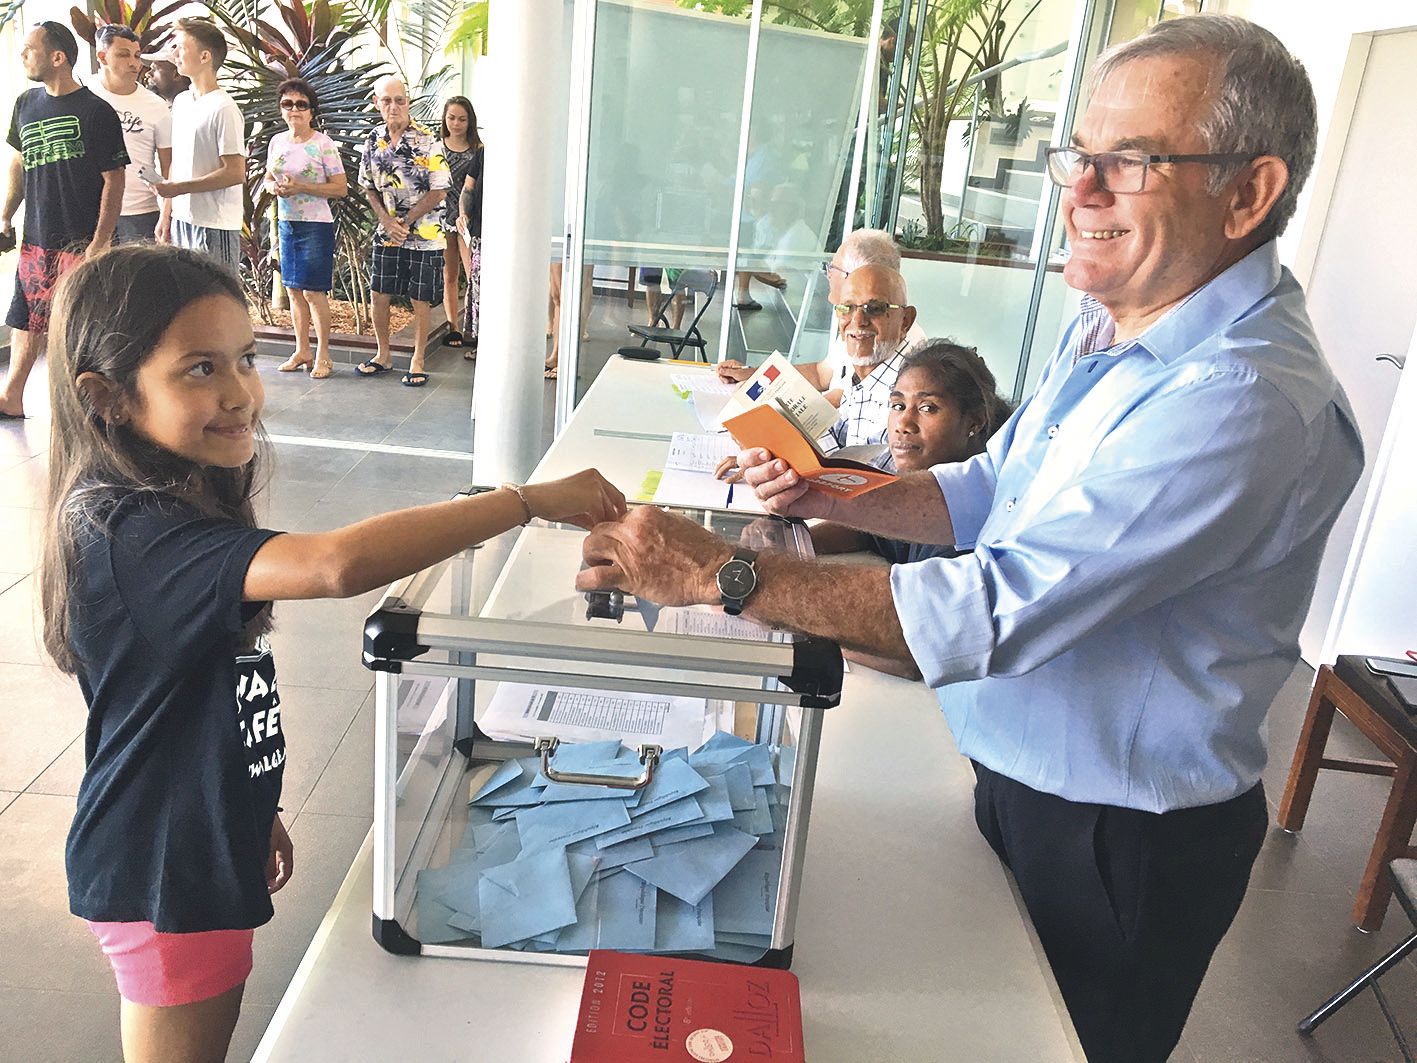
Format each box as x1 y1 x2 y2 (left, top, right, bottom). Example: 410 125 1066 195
1044 146 1257 195
377 96 409 107
280 99 312 111
833 300 904 319
820 262 850 279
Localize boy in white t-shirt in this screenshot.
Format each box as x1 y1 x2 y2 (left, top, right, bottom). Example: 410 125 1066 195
153 17 245 272
88 25 172 244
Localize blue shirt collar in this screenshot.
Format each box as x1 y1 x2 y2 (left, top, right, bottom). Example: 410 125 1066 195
1078 241 1283 366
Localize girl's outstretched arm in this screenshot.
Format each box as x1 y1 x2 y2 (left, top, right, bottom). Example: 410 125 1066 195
244 469 626 602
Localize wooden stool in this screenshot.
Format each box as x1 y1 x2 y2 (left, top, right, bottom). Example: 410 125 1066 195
1278 655 1417 931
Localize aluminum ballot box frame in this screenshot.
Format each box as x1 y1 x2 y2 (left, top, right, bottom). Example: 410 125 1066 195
362 492 842 970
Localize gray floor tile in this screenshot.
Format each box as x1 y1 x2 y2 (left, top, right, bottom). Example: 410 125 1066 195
229 1002 278 1063
288 485 450 531
0 414 49 458
272 683 368 820
377 411 476 452
267 599 377 692
1186 884 1417 1061
260 404 410 445
0 793 114 994
301 691 375 820
266 440 368 485
27 734 84 797
334 450 474 495
0 504 42 573
0 454 47 509
0 577 45 667
0 986 121 1063
0 661 88 791
245 813 371 1009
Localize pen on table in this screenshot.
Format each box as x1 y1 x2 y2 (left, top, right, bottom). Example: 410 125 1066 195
726 482 735 507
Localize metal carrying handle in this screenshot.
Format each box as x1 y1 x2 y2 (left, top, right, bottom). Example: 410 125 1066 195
533 736 663 791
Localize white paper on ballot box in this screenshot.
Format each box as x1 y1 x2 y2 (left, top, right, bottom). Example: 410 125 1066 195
480 683 731 751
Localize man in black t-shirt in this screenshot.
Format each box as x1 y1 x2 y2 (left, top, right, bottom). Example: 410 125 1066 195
0 22 127 419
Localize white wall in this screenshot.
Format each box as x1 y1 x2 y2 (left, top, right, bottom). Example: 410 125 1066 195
1212 0 1417 278
1214 2 1417 663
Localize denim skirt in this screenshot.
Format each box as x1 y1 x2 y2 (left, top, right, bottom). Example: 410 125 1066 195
278 219 335 292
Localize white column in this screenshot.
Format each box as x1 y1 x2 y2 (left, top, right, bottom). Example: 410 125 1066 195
472 0 563 485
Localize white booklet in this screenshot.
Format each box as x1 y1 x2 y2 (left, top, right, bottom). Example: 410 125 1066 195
718 351 839 439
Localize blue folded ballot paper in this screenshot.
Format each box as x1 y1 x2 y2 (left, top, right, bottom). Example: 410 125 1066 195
478 848 579 949
597 794 705 848
415 735 799 960
626 824 757 905
516 797 632 853
711 849 781 936
655 892 715 952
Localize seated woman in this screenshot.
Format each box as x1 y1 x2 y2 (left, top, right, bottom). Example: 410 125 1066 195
810 338 1012 677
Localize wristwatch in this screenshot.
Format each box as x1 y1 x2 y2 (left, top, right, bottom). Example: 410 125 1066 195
715 547 759 616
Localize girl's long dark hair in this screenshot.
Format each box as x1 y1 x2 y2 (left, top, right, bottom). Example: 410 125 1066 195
900 339 1014 458
40 244 271 675
441 96 481 151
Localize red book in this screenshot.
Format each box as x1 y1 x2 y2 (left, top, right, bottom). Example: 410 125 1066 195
570 950 806 1062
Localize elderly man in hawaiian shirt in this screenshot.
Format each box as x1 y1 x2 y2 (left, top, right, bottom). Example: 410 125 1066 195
355 74 450 387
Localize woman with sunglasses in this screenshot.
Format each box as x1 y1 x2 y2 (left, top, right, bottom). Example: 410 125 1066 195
264 77 347 378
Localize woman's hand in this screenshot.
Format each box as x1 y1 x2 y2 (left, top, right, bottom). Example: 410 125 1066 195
522 470 627 530
715 359 753 384
267 815 294 894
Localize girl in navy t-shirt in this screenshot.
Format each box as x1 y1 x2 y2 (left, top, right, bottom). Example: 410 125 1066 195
38 243 625 1061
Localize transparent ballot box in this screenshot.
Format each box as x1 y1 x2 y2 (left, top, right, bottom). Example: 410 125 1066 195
363 494 841 969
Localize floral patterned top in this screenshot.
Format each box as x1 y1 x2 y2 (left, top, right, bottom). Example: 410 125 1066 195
357 120 450 251
265 130 344 224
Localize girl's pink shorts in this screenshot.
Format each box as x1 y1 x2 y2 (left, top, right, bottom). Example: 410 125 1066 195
86 920 254 1007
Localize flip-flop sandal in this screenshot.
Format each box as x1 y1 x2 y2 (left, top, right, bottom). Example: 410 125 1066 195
733 299 762 311
442 330 464 348
357 359 393 377
544 366 558 379
463 339 478 361
401 371 429 387
0 410 24 420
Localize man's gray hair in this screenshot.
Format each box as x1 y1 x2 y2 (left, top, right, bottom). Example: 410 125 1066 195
1090 14 1316 244
838 228 901 272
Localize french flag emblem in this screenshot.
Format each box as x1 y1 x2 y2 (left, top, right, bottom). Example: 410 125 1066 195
746 364 780 401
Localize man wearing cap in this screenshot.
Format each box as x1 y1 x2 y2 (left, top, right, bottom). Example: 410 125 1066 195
0 21 127 419
88 24 172 245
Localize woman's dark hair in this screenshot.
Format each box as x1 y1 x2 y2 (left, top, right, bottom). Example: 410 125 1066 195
898 338 1014 457
441 96 480 150
277 77 320 120
40 244 271 674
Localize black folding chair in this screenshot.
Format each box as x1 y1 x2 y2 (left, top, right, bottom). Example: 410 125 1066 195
619 268 717 362
1298 858 1417 1061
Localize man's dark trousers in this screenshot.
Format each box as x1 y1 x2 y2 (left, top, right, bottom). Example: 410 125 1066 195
971 761 1267 1061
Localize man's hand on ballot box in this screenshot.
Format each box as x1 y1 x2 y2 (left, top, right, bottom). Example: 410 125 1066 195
577 506 733 608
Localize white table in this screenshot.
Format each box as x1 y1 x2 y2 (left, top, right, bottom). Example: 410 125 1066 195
254 357 1084 1062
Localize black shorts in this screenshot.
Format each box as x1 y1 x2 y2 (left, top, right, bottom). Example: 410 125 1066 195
369 243 443 305
6 243 84 333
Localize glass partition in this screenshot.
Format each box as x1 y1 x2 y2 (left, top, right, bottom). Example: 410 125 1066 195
555 0 1201 426
720 9 872 373
564 0 753 410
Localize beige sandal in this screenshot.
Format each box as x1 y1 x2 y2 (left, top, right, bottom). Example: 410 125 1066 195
278 353 314 373
310 359 334 379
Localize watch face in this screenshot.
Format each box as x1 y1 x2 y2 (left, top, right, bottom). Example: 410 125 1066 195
717 559 756 599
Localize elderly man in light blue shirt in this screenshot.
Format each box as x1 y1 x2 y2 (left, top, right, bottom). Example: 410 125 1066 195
578 15 1362 1062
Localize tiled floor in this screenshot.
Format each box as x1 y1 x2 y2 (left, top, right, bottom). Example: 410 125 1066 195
3 298 1417 1062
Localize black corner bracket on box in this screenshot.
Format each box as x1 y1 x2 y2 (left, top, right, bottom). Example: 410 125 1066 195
363 602 430 673
780 636 843 710
372 914 422 955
